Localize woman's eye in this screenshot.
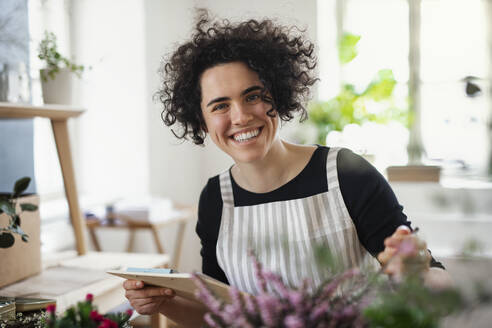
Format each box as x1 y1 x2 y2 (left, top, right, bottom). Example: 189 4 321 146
246 94 261 103
213 103 228 111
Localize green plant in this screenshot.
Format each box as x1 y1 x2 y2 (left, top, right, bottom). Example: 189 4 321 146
0 294 132 328
0 177 37 248
44 294 132 328
38 31 86 82
308 32 410 145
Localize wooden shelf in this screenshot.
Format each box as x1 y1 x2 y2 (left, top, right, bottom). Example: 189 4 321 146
0 102 87 255
0 102 85 120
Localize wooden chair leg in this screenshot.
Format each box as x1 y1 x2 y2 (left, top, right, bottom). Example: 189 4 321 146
51 119 86 255
172 222 187 268
126 228 136 252
88 228 102 251
151 226 165 254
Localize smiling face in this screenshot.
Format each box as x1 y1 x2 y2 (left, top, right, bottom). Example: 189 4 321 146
200 61 280 164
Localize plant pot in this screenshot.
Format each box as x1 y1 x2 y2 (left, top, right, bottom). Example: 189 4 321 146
40 68 73 105
0 195 41 288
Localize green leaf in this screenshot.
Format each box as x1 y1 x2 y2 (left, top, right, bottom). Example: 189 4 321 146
21 203 38 212
13 177 31 197
0 233 15 248
13 214 21 227
338 32 361 64
0 199 15 216
363 69 397 101
9 225 24 235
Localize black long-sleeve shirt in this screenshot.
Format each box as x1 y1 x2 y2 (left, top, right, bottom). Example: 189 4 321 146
196 146 444 284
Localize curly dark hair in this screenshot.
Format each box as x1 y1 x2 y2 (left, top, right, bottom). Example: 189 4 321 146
156 10 318 145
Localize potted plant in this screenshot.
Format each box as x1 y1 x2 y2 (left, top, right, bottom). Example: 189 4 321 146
38 31 87 105
0 177 41 287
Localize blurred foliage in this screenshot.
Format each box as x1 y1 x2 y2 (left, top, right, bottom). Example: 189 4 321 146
339 32 361 64
364 276 465 328
309 33 410 145
460 238 484 258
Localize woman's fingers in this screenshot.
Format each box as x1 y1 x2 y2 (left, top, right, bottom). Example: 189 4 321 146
135 302 162 315
125 287 175 300
130 297 165 315
123 279 144 290
377 247 396 265
131 297 157 307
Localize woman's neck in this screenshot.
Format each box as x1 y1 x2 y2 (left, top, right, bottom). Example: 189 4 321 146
231 140 316 193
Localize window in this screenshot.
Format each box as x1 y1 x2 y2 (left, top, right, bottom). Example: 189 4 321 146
317 0 491 173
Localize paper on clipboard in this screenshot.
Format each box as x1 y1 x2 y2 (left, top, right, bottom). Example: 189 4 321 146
107 269 233 303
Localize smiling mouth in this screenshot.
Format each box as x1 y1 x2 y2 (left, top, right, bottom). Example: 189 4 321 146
231 127 262 143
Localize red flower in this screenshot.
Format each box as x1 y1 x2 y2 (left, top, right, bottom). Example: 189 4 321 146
98 318 118 328
90 310 104 322
126 309 133 316
86 293 94 302
46 304 56 314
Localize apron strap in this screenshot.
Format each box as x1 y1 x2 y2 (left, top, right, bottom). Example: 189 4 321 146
219 170 234 207
326 147 341 190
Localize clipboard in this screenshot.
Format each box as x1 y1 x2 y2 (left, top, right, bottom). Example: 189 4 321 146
107 269 233 302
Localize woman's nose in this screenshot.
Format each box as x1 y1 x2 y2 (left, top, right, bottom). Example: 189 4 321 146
230 103 253 125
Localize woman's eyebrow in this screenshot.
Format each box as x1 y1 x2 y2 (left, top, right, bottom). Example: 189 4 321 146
207 96 230 107
206 85 264 107
240 85 263 96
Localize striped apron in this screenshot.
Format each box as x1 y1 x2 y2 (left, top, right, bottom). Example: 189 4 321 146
216 147 379 294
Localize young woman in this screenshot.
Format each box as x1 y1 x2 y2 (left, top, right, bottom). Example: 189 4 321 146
123 12 452 327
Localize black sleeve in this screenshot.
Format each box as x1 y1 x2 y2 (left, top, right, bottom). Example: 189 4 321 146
337 148 445 270
195 177 229 284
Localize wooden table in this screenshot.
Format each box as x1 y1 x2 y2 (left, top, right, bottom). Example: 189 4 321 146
0 102 87 255
86 205 194 268
0 251 170 327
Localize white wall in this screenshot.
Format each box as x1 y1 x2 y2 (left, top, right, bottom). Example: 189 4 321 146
71 0 149 198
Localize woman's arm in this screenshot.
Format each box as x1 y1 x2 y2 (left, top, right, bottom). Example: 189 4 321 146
123 279 207 327
337 148 446 270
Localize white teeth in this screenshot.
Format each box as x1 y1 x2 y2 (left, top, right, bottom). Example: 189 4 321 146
233 129 260 142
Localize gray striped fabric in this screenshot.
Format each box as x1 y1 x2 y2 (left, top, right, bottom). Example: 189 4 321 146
216 147 379 294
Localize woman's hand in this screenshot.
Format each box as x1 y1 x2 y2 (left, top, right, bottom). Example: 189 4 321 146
377 225 431 281
123 279 176 315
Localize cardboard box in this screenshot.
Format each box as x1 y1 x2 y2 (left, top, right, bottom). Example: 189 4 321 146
0 195 41 288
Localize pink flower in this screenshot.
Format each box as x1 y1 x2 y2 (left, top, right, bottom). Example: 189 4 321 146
125 309 133 317
204 313 221 328
284 314 304 328
90 310 104 322
398 239 418 257
86 293 94 302
98 318 118 328
192 273 223 316
46 304 56 314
